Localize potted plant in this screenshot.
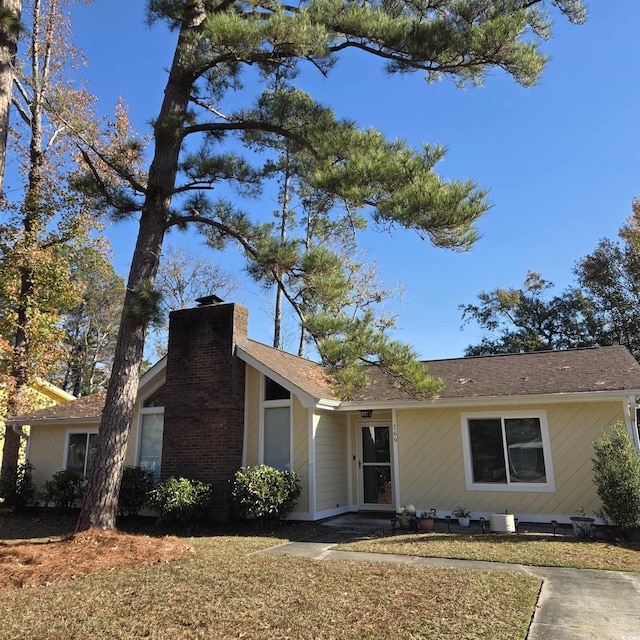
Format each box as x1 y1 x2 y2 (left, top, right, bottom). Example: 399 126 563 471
418 508 437 532
396 504 417 529
570 507 595 540
452 505 471 527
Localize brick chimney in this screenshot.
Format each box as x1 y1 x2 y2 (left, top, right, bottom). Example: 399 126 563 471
161 301 248 522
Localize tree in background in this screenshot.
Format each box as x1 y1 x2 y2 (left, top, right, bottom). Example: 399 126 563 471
49 245 125 396
459 271 604 356
0 0 104 475
575 212 640 361
241 85 400 357
150 243 241 359
75 0 586 530
0 0 22 195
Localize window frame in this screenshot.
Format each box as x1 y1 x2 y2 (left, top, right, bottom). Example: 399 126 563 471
460 410 555 492
63 429 98 477
259 375 293 470
136 385 165 479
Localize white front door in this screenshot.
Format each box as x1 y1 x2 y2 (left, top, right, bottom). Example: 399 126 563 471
359 423 393 509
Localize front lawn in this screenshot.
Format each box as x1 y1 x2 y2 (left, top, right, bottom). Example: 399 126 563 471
338 530 640 572
0 511 540 640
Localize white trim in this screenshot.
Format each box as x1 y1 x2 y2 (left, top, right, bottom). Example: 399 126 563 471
356 420 395 510
337 389 640 413
242 366 249 467
391 408 401 510
62 428 99 475
308 409 316 515
259 374 293 470
237 348 319 408
624 396 640 452
138 356 167 391
346 414 354 511
290 504 352 521
460 410 556 493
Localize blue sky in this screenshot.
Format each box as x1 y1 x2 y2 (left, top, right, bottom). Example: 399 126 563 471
65 0 640 360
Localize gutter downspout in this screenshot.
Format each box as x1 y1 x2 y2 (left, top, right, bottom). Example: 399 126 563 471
624 396 640 452
11 422 31 458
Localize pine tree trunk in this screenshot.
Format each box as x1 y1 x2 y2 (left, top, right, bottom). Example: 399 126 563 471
76 1 207 531
0 0 22 196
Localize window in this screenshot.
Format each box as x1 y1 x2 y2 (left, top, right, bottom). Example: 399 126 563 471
65 432 97 476
461 411 554 492
261 376 291 470
138 385 164 479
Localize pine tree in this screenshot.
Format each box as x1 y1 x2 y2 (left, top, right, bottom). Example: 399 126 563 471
76 0 586 530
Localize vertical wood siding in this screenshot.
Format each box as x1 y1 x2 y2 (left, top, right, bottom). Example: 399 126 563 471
244 366 260 466
315 411 348 512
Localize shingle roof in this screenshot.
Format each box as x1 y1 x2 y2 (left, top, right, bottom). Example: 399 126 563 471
7 391 106 425
9 345 640 425
238 340 333 401
349 345 640 402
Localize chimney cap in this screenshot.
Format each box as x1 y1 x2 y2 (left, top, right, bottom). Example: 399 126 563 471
195 294 224 307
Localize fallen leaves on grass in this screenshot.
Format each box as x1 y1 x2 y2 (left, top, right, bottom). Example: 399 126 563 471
0 529 194 589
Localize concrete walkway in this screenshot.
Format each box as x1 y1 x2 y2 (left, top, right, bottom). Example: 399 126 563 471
253 533 640 640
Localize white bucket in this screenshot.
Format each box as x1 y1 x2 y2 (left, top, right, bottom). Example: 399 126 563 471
490 513 515 533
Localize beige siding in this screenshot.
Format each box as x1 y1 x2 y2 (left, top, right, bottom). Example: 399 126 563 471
396 401 625 519
244 366 260 466
241 366 310 514
315 410 348 512
292 398 309 514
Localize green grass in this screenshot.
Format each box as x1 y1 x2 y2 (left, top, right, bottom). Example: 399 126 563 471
338 531 640 571
0 512 541 640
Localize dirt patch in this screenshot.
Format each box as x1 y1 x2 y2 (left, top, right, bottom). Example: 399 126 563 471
0 529 194 589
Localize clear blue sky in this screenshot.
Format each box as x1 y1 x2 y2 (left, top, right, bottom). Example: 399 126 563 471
65 1 640 360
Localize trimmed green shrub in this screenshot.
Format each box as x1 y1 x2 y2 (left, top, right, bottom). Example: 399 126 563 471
147 476 213 524
0 461 35 512
42 470 85 511
118 466 155 517
592 421 640 533
232 465 301 523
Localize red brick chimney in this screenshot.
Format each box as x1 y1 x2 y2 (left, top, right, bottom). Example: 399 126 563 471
161 301 248 522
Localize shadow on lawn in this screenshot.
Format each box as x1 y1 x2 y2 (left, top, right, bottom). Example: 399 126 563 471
0 507 325 544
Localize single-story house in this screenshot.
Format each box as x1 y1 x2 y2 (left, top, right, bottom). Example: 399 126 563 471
9 300 640 524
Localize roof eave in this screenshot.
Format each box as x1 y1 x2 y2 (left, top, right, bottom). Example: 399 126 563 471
236 346 326 409
6 415 102 427
336 389 640 412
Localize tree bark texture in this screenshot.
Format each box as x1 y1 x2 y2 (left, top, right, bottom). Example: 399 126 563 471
0 0 21 196
76 1 207 530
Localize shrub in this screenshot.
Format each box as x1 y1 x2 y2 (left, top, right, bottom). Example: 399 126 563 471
118 466 155 517
42 470 85 511
232 465 301 523
592 421 640 533
0 461 35 512
147 476 213 524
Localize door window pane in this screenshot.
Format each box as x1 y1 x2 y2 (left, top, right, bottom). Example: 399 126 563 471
362 426 390 463
363 465 392 504
264 406 290 470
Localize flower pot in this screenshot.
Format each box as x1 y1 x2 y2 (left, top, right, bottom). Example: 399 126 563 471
490 513 515 533
418 517 434 532
457 516 470 527
570 516 595 539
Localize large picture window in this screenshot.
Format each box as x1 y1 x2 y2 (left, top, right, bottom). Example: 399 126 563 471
138 385 164 479
461 411 554 492
261 376 291 470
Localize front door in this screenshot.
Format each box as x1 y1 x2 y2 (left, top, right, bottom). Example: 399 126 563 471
359 424 393 509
